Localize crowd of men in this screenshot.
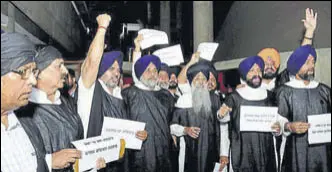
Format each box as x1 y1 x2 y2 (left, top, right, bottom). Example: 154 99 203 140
1 8 330 172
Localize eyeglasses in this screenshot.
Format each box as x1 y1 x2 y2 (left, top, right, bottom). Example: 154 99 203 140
11 68 39 80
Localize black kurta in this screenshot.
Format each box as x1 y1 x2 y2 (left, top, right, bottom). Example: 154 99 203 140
19 95 84 172
276 83 331 172
224 91 277 172
84 81 129 172
171 92 221 172
121 86 173 172
15 111 50 172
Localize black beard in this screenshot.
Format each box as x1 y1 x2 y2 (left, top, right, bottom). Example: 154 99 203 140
169 82 178 89
263 71 277 79
247 76 262 88
299 72 315 81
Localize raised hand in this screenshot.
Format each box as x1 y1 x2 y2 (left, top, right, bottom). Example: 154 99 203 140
96 14 111 29
302 8 317 32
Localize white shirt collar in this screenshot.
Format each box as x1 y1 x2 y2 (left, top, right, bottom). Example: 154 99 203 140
98 79 123 99
285 78 319 89
261 78 276 91
1 111 20 131
236 84 267 101
29 87 61 105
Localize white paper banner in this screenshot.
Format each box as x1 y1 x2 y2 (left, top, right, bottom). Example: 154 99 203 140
72 135 121 172
138 29 169 50
213 162 227 172
102 117 146 150
197 42 219 61
240 106 278 132
153 44 184 66
308 113 331 145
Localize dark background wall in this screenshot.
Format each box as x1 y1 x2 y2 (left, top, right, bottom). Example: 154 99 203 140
214 1 331 61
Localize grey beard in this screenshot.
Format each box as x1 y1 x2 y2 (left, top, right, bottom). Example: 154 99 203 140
158 81 169 89
192 85 212 116
140 76 158 89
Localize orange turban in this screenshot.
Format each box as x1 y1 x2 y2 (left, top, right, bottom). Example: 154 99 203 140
258 48 280 69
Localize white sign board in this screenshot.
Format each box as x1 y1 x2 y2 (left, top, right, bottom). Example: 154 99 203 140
213 162 227 172
153 44 184 66
102 117 146 150
308 113 331 145
138 29 169 50
197 42 219 61
72 136 121 172
240 106 278 132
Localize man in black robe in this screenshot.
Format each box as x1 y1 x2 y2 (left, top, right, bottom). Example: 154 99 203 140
1 32 49 172
171 62 223 172
218 56 286 172
122 54 174 172
15 45 84 172
276 45 331 172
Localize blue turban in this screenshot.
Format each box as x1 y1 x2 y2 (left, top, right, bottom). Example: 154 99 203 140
187 63 210 85
35 46 62 71
198 58 218 80
134 55 161 79
287 45 317 76
160 63 171 78
239 56 265 80
1 33 36 76
98 51 123 77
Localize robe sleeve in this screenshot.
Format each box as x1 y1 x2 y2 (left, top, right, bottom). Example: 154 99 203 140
276 86 292 136
217 94 235 123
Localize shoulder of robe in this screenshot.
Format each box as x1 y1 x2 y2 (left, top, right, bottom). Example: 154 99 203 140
15 102 38 118
121 85 138 99
318 83 331 96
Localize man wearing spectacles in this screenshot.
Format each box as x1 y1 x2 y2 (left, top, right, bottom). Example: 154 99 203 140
1 32 49 172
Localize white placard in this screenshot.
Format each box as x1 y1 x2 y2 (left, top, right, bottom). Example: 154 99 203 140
240 106 278 132
138 29 169 49
308 113 331 145
197 42 219 61
102 117 146 150
153 44 184 66
72 135 121 172
213 163 227 172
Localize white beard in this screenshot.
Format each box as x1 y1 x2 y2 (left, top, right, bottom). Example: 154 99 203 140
140 76 158 89
191 84 212 116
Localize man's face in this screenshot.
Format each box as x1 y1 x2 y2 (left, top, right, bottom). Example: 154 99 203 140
169 73 178 89
246 64 263 88
208 72 217 91
65 73 75 89
141 63 158 89
263 57 277 79
37 58 68 90
192 72 208 89
100 60 121 89
158 70 169 89
297 55 315 81
1 62 37 110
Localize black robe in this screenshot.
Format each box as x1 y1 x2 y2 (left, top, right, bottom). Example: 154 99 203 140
83 81 129 172
121 86 174 172
224 91 277 172
15 111 50 172
276 83 331 172
171 92 221 172
18 95 84 172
